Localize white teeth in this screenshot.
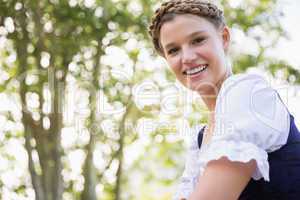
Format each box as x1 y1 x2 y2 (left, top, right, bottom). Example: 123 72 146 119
185 65 207 75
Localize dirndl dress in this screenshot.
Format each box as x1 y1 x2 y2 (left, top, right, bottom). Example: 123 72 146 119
173 73 300 200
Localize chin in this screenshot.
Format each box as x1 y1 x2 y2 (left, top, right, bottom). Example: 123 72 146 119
189 80 219 96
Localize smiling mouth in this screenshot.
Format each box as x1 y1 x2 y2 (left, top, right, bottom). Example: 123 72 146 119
183 64 208 76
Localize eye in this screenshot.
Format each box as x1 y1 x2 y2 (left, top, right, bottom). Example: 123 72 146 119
167 47 179 55
192 37 205 45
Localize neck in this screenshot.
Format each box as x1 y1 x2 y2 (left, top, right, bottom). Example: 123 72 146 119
201 94 217 111
199 72 231 112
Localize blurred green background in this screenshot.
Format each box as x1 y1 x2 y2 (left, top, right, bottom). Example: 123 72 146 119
0 0 299 199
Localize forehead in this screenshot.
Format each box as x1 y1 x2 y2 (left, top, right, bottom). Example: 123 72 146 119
160 14 217 46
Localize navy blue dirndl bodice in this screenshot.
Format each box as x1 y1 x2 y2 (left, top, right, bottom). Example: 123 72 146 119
197 114 300 200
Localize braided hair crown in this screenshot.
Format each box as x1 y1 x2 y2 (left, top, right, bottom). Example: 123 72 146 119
148 0 225 56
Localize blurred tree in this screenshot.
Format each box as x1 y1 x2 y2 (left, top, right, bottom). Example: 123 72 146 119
0 0 154 199
0 0 299 200
220 0 300 82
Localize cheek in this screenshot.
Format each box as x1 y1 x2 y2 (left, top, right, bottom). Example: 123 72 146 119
167 58 181 72
208 44 226 65
195 43 214 59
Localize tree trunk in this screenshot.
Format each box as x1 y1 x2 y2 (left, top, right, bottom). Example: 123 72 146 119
114 103 133 200
17 7 65 198
81 40 103 200
16 4 45 199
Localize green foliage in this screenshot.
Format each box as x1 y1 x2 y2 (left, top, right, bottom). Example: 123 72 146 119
0 0 299 199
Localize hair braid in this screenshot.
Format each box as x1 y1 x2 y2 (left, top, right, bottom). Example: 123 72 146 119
148 0 225 56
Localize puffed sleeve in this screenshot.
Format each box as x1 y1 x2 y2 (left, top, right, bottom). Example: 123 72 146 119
198 74 290 181
173 126 204 200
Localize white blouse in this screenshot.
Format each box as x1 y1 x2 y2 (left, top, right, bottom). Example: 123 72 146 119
173 73 290 200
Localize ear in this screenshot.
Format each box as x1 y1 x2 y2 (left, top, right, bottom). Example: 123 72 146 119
221 26 230 53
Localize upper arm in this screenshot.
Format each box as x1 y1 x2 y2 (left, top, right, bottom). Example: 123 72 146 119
189 157 256 200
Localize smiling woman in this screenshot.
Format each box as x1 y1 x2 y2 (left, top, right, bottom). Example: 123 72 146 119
148 0 300 200
159 14 230 105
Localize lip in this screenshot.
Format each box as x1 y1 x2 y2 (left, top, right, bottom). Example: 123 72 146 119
183 65 208 84
182 64 208 75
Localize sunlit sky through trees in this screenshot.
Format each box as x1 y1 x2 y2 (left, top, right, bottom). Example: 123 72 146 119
0 0 299 199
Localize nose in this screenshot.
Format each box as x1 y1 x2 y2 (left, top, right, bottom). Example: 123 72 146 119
182 47 197 65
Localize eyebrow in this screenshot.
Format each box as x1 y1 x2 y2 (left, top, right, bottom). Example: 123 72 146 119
164 30 206 50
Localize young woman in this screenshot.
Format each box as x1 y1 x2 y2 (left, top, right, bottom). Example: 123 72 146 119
148 0 300 199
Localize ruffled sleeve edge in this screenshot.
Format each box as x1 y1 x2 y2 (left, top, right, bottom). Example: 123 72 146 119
199 140 270 181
